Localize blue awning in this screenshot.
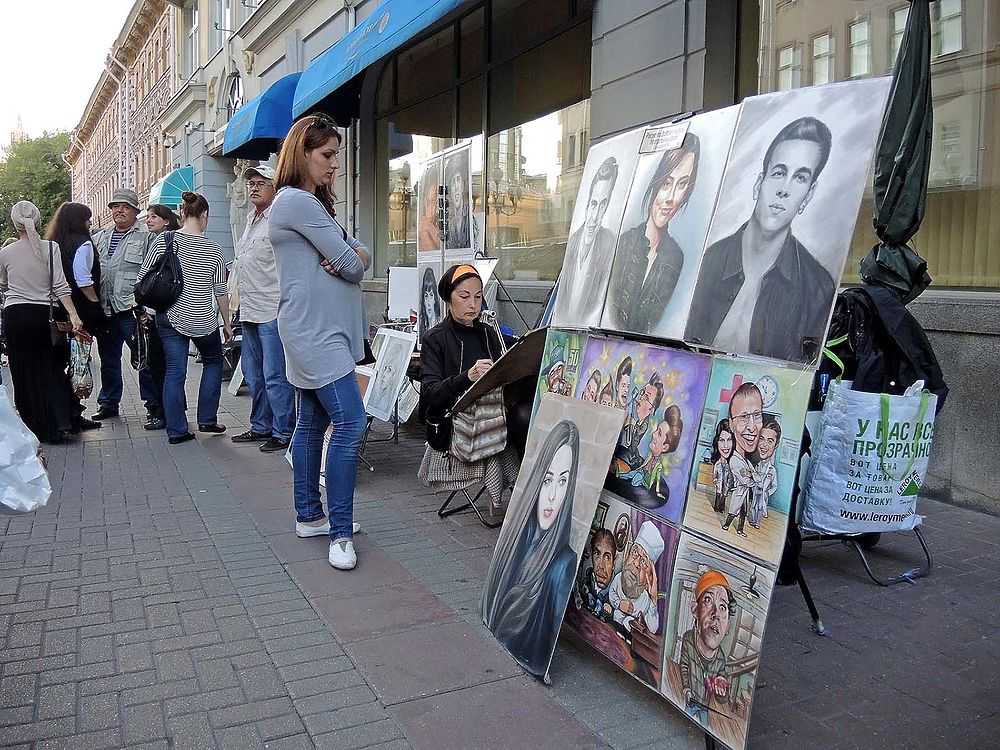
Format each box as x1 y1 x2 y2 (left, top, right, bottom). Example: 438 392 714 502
147 165 194 209
223 73 301 158
293 0 466 117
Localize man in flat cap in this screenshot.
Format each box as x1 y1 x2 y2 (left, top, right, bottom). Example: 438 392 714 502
92 188 162 427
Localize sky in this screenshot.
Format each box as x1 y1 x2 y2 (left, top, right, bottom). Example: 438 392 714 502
0 0 135 150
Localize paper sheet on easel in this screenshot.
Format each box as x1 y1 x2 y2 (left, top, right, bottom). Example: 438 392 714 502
388 267 419 320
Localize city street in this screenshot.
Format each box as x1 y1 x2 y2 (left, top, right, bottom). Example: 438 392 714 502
1 364 998 750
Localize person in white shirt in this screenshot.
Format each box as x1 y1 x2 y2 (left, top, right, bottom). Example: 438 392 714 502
228 165 296 453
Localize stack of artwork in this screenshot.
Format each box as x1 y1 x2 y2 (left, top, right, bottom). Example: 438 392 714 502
482 78 892 750
416 142 475 344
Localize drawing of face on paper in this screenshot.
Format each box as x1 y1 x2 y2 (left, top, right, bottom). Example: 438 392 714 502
416 261 443 345
565 493 680 689
576 337 711 524
364 329 416 423
417 158 442 256
660 532 775 750
481 394 624 681
681 357 811 567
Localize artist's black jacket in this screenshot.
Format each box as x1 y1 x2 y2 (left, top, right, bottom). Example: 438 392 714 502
418 316 504 422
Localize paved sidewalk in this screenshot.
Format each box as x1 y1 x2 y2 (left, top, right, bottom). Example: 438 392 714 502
1 361 998 749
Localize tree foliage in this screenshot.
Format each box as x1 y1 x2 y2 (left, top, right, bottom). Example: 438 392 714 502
0 132 71 239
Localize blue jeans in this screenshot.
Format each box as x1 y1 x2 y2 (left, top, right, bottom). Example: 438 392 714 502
156 315 223 439
241 320 296 441
96 311 162 413
291 373 367 540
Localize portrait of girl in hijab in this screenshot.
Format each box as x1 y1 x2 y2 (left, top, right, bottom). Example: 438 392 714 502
482 419 580 678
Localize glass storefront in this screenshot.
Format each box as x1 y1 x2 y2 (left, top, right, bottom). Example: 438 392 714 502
759 0 999 288
373 0 591 281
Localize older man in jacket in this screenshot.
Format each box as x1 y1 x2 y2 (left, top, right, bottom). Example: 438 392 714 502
92 188 161 426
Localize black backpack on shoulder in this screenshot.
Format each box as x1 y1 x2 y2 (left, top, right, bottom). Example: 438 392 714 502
134 231 183 312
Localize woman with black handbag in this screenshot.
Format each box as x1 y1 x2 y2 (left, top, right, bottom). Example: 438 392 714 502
417 264 520 517
138 192 232 445
0 201 87 443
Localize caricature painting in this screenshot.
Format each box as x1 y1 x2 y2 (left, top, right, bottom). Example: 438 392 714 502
661 532 775 750
576 337 711 524
533 328 588 418
681 357 811 567
684 78 891 364
600 107 740 341
482 394 625 681
565 493 680 689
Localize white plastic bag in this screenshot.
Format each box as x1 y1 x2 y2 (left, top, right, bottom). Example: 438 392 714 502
800 379 936 535
0 385 51 512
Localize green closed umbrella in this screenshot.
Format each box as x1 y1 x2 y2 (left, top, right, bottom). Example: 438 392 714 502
860 0 933 303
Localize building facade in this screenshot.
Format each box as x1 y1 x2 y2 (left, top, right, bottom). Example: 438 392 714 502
67 0 177 228
68 0 1000 511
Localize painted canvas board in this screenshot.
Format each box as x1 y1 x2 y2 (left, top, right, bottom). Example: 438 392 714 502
416 260 443 346
416 158 442 259
681 356 812 568
481 393 625 681
600 107 740 340
660 531 775 750
564 492 681 689
576 337 712 524
684 77 892 364
364 329 416 423
551 128 644 329
532 328 588 417
443 143 474 257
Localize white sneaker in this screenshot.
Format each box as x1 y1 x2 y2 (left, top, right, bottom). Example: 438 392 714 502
296 519 362 538
328 538 357 570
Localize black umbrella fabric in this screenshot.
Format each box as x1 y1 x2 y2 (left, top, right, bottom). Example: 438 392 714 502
862 0 933 303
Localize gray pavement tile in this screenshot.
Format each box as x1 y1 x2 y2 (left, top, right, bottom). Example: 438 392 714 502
312 718 405 750
78 693 121 733
308 583 457 644
390 676 609 750
34 729 123 750
345 620 520 706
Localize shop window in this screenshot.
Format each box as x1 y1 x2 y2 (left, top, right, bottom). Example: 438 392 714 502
931 0 962 58
492 0 571 61
486 98 590 282
759 0 997 289
183 3 199 78
458 77 484 139
811 33 833 86
375 92 456 273
848 18 870 77
488 20 590 134
397 26 454 107
460 8 485 78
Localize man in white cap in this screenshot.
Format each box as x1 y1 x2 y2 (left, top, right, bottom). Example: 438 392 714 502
229 164 295 453
609 519 664 635
92 188 161 426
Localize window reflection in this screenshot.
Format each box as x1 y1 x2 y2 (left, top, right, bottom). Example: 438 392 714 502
486 99 590 282
759 0 997 288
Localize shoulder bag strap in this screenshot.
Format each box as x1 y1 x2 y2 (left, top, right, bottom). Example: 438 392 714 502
47 241 56 324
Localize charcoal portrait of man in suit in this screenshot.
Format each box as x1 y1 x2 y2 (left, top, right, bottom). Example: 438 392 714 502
685 117 835 363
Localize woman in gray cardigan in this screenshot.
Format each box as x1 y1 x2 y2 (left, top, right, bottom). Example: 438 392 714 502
270 115 371 571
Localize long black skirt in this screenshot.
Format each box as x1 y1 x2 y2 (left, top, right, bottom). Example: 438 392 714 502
2 303 79 443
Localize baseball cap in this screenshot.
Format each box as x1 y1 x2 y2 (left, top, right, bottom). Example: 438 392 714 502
244 164 276 181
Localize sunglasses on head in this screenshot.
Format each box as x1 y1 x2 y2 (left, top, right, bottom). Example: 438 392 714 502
308 114 337 129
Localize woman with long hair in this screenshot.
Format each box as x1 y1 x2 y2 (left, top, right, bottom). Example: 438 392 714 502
418 266 440 335
269 114 371 571
417 168 441 252
482 419 580 678
711 418 736 513
45 202 105 335
0 201 86 442
138 192 232 444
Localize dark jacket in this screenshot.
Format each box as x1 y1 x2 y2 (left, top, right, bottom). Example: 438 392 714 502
607 224 684 334
58 234 106 334
685 223 835 363
418 315 504 422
